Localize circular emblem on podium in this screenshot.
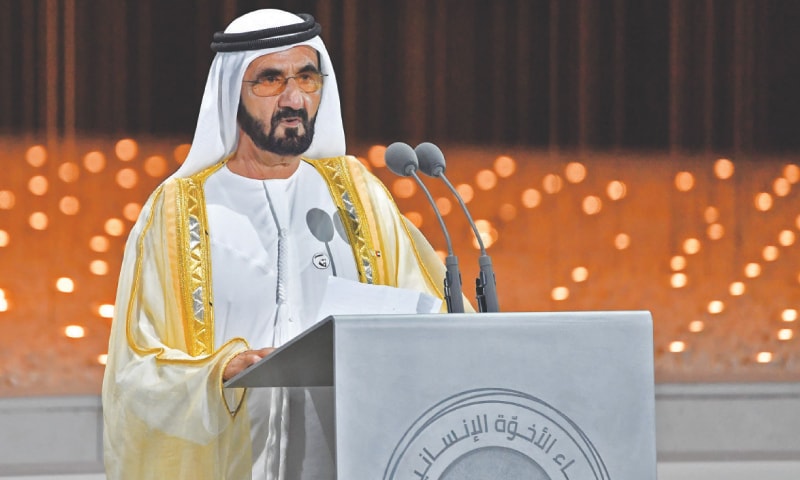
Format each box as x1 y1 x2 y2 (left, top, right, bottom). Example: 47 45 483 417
383 388 609 480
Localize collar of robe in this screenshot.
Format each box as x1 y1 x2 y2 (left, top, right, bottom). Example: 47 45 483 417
210 13 321 52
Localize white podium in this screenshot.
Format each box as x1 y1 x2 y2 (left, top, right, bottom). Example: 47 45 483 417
226 311 657 479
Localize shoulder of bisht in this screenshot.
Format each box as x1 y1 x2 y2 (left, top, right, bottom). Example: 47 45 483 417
161 161 226 356
306 155 388 286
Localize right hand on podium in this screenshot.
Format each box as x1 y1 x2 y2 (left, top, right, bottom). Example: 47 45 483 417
223 347 276 381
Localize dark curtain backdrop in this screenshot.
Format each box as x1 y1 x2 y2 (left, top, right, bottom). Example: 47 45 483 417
1 0 798 152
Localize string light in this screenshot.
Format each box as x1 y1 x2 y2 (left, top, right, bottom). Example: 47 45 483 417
56 278 75 293
115 138 138 161
551 286 569 301
756 352 773 364
64 325 85 338
565 163 586 183
714 159 734 179
669 341 686 353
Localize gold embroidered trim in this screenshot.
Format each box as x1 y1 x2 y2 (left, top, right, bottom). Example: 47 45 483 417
308 156 380 285
345 160 389 284
376 180 446 298
124 186 249 372
174 162 226 356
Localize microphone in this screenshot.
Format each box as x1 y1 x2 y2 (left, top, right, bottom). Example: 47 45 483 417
384 142 465 313
415 142 500 312
306 208 338 276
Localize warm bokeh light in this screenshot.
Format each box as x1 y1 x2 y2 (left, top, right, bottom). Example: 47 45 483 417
614 233 630 250
173 144 191 164
675 171 695 191
475 169 498 190
56 277 75 293
521 188 541 208
778 230 795 247
729 282 746 296
783 309 798 322
704 206 719 224
98 304 115 318
542 174 563 194
762 246 779 262
0 230 9 247
669 341 686 353
571 266 589 282
392 178 416 199
683 238 701 255
754 192 773 211
773 177 791 197
28 175 49 195
582 195 602 215
714 158 734 179
0 190 15 210
565 162 587 183
116 168 139 189
115 138 138 161
83 151 106 173
435 197 452 216
756 352 773 364
744 263 761 278
606 181 626 200
670 255 686 271
59 196 80 215
368 145 387 168
707 223 724 240
456 184 474 203
473 219 498 249
25 145 47 167
58 162 80 183
404 211 423 227
784 164 800 184
29 212 48 230
670 273 688 288
104 218 125 236
90 260 109 276
689 321 705 333
144 155 168 177
551 286 569 301
89 235 110 252
778 329 794 341
493 156 516 178
708 300 725 314
64 325 85 339
0 297 7 312
97 354 109 366
122 203 142 222
498 203 517 222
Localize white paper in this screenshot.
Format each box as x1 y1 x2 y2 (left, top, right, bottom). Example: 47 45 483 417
315 276 442 321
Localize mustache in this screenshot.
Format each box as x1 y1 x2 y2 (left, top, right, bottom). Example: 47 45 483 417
272 107 309 123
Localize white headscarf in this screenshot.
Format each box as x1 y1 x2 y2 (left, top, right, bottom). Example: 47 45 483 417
173 9 346 179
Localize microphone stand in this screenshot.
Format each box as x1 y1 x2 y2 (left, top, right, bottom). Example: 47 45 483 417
409 171 465 313
438 174 499 313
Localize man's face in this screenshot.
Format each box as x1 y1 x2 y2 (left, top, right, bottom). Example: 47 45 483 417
237 46 322 155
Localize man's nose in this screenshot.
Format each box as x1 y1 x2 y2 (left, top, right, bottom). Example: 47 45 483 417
278 78 305 109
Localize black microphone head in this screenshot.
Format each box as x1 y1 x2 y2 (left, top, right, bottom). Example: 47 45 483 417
414 142 446 177
384 142 419 177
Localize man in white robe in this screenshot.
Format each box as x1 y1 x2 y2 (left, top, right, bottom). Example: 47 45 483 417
102 9 455 479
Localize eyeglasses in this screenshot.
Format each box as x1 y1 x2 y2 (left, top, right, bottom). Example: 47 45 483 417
243 71 328 97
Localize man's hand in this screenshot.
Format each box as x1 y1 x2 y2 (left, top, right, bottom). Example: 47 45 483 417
223 347 276 381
